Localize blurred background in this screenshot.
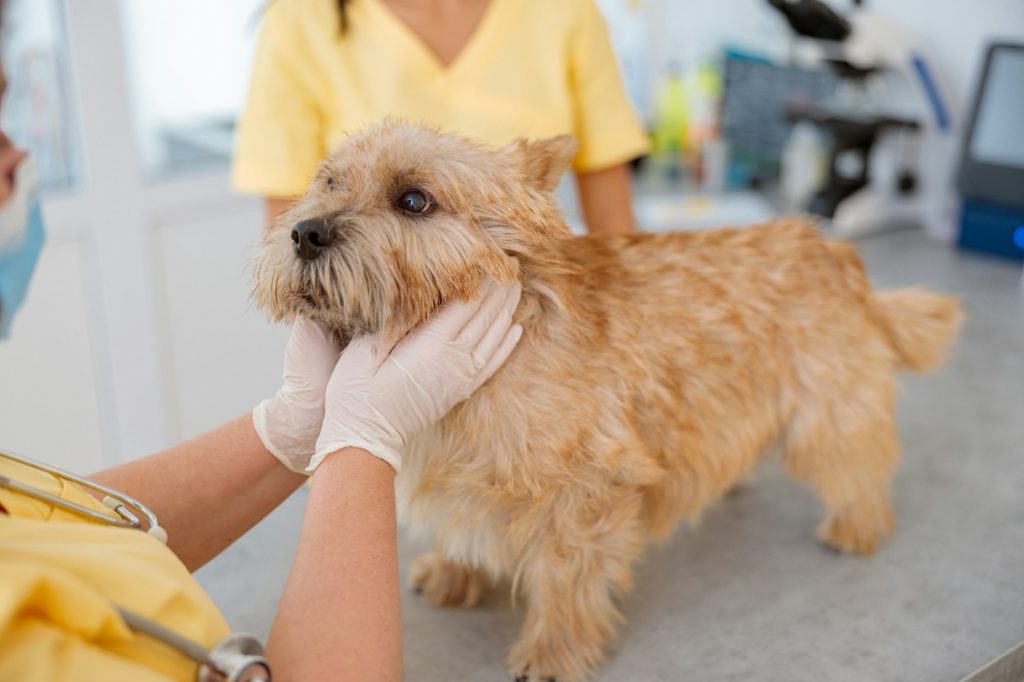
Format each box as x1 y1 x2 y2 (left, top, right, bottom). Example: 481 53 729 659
0 0 1021 474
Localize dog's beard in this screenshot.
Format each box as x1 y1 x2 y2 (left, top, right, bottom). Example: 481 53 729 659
273 240 438 349
294 253 380 338
297 256 345 322
254 236 370 336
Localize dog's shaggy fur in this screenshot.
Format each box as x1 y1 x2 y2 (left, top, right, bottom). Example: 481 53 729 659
253 121 962 681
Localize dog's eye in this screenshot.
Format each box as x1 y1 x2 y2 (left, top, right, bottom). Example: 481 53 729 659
325 177 335 191
397 189 430 214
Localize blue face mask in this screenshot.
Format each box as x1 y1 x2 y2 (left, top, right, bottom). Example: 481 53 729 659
0 156 46 340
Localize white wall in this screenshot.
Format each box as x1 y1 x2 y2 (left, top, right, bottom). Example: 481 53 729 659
154 209 289 441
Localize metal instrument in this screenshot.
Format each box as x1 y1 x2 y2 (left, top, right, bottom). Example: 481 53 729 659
0 447 167 542
118 607 272 682
0 447 272 681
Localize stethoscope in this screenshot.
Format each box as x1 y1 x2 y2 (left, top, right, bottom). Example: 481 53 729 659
0 448 272 682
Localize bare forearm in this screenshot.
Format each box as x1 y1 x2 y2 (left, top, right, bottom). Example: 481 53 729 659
92 414 306 571
268 448 401 682
576 163 638 235
266 197 294 226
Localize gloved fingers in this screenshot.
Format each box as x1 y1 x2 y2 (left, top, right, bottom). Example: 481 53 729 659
333 333 384 373
280 315 339 374
281 316 344 392
411 275 500 344
470 288 518 366
458 279 522 350
251 401 314 475
293 316 342 360
472 323 523 392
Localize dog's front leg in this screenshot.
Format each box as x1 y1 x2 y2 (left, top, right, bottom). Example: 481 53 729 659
507 498 645 682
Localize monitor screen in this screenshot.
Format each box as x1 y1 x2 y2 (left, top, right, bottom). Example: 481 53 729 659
969 48 1024 169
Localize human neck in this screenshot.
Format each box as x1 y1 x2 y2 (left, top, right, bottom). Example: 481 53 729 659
378 0 492 68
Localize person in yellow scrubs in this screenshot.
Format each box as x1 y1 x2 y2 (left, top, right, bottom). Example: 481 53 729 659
0 41 523 681
233 0 650 234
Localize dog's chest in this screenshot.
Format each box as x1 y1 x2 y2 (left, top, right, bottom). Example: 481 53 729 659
397 429 519 575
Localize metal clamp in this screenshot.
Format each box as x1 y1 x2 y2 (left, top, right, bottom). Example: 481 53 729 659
197 633 272 682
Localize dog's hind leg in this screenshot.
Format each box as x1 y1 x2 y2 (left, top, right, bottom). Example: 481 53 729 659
783 375 900 556
410 549 491 609
506 491 645 682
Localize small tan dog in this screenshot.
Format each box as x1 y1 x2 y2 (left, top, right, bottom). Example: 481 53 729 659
253 121 962 681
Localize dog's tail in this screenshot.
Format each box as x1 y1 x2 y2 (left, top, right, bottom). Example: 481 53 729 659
825 241 963 373
873 288 963 373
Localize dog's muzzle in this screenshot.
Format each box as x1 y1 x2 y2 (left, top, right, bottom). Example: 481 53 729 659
292 218 335 261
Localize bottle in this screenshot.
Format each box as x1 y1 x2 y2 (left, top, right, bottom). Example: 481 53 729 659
651 61 688 182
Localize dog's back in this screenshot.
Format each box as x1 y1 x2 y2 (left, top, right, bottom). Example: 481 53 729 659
525 218 962 540
402 218 962 682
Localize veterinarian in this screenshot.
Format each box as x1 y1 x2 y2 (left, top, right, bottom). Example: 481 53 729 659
233 0 649 235
0 73 523 682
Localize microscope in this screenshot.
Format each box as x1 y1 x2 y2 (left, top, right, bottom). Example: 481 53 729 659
769 0 957 239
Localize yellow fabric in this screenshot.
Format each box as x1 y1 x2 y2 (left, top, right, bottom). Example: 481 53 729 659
233 0 650 197
0 456 230 682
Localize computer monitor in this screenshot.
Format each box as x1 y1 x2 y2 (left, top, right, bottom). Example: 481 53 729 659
957 43 1024 207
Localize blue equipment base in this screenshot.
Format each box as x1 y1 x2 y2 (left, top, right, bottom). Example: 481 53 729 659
957 199 1024 262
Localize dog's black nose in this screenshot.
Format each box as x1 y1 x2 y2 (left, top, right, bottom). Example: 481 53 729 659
292 218 334 260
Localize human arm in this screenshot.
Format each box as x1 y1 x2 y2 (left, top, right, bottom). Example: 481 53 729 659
92 318 341 571
568 0 649 234
576 163 638 234
265 196 293 226
267 448 401 682
91 415 306 572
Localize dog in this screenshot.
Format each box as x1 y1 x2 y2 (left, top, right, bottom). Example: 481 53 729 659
252 120 962 681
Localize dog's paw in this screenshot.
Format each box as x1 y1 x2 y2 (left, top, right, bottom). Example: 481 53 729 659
409 551 488 608
506 637 596 682
510 667 558 682
817 506 894 556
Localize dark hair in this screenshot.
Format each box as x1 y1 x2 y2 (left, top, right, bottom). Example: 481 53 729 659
260 0 347 34
337 0 349 32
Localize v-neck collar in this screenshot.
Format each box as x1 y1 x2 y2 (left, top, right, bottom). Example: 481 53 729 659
361 0 508 78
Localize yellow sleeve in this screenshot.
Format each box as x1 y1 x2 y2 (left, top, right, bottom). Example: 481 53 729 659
567 0 650 173
232 1 326 198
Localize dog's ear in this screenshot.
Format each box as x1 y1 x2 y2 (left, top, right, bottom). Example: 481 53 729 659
503 135 579 193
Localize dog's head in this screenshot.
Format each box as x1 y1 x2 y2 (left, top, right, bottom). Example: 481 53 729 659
252 120 576 343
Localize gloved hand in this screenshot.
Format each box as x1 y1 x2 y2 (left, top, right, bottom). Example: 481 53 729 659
311 278 523 473
253 317 342 473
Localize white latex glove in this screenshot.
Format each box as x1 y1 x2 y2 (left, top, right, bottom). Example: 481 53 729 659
253 317 342 473
311 278 524 473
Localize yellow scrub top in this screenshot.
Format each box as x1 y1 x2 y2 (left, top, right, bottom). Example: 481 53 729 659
233 0 650 197
0 456 230 681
